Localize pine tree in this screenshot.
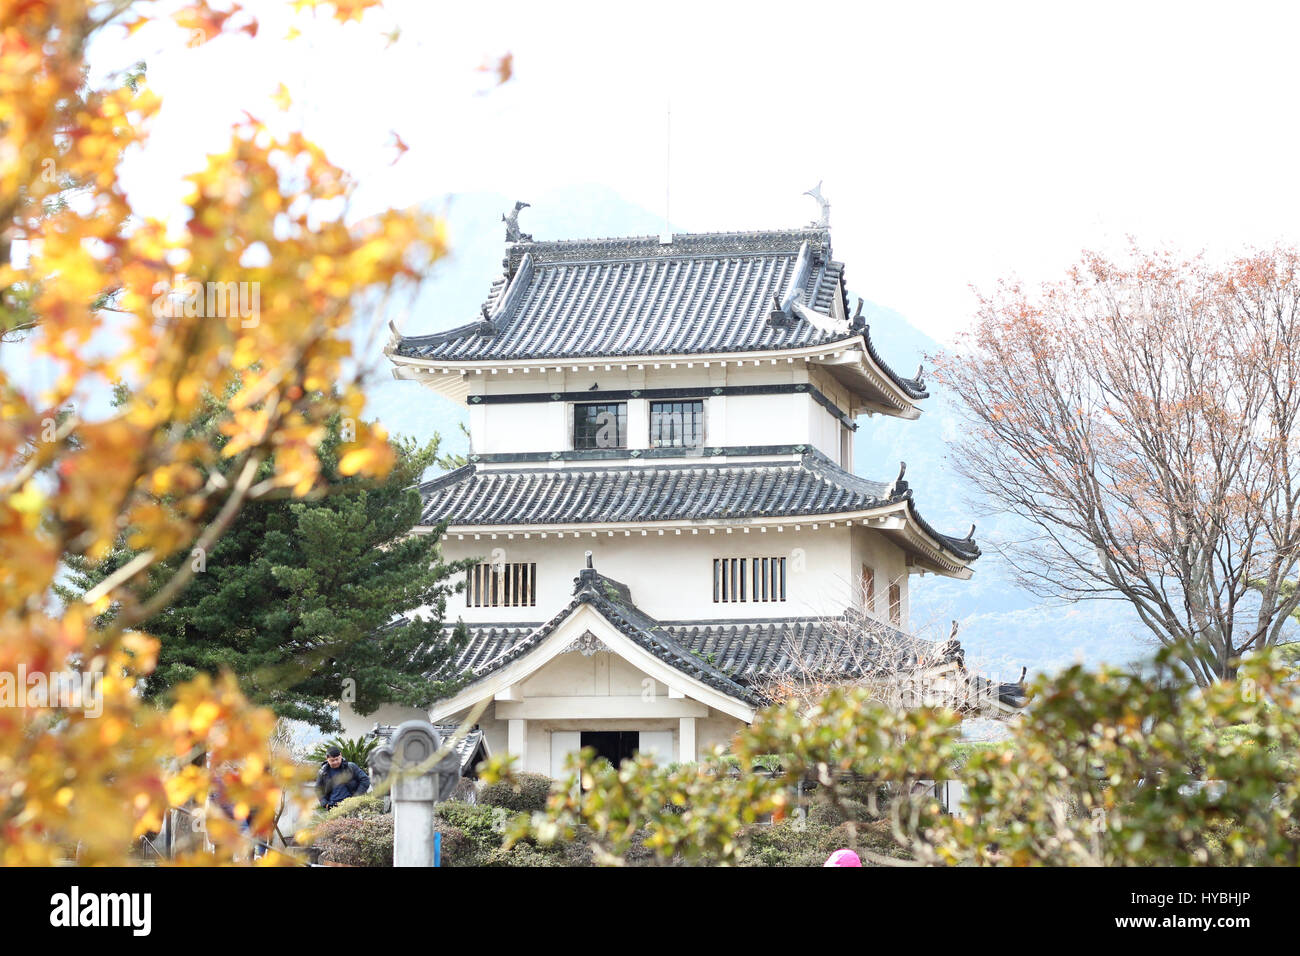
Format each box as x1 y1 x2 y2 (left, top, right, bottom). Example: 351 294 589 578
61 392 471 730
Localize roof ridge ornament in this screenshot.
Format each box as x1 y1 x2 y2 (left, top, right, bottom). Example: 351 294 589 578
768 293 793 329
850 298 867 333
503 200 531 243
768 240 813 328
803 181 830 229
889 461 909 497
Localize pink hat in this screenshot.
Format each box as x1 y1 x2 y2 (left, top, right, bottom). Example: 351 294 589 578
823 849 862 867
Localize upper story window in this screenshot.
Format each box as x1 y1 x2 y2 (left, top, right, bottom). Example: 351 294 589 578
650 400 704 449
573 402 627 449
713 557 787 603
467 561 536 607
861 565 875 612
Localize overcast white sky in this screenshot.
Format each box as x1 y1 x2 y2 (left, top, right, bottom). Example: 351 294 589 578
116 0 1300 343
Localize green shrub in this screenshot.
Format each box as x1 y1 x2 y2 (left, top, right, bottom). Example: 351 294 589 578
321 793 385 822
830 820 911 861
434 800 575 866
312 814 392 867
807 799 871 828
838 779 892 806
477 772 554 812
949 741 1010 769
436 801 509 840
434 825 474 865
738 819 841 867
479 842 567 867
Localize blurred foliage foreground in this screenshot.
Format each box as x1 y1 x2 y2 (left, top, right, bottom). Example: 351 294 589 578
0 0 445 865
474 648 1300 866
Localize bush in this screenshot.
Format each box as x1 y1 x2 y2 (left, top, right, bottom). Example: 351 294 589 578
312 814 393 867
479 842 567 867
433 825 474 865
830 820 911 861
433 800 572 866
321 793 385 822
436 801 507 841
738 819 841 867
806 799 872 828
477 772 554 812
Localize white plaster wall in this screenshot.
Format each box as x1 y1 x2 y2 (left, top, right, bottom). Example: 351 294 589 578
721 393 807 448
807 397 842 461
439 526 867 624
434 645 750 776
468 363 861 456
476 402 566 454
520 652 668 699
850 524 910 629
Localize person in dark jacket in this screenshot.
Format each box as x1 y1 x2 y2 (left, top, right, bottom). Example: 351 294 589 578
316 746 371 809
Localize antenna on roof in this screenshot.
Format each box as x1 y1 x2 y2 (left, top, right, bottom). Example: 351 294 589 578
660 97 672 245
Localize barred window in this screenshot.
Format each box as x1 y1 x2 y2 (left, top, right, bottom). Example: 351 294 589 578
649 400 704 448
889 582 902 626
466 562 536 607
713 557 786 603
573 402 627 449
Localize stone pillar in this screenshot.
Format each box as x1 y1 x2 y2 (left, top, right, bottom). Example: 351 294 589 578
679 716 697 764
371 720 460 867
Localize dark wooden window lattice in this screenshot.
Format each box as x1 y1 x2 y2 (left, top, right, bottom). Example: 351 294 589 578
649 400 704 448
573 402 627 449
713 557 786 603
467 562 537 607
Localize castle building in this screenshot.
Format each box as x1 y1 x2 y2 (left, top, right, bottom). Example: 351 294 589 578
346 202 1004 774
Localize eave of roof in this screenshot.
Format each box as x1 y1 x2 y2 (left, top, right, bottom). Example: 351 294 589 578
385 225 928 414
427 566 761 708
418 450 980 571
427 592 1026 714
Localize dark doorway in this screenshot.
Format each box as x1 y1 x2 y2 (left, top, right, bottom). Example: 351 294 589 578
581 731 639 767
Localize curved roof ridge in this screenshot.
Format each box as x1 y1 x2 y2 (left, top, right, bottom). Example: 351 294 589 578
427 560 758 704
417 455 980 566
860 323 928 399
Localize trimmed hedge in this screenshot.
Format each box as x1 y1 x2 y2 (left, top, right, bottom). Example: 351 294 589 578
321 793 385 822
312 814 393 867
477 772 554 813
306 780 912 867
806 799 872 828
433 801 572 867
736 817 909 866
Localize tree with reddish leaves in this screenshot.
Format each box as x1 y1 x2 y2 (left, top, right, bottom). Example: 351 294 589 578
934 247 1300 684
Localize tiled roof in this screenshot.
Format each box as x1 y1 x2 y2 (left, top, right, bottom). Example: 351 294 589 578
664 617 963 681
419 450 981 563
436 615 957 689
390 227 926 400
430 566 760 705
422 566 1026 708
368 723 487 776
